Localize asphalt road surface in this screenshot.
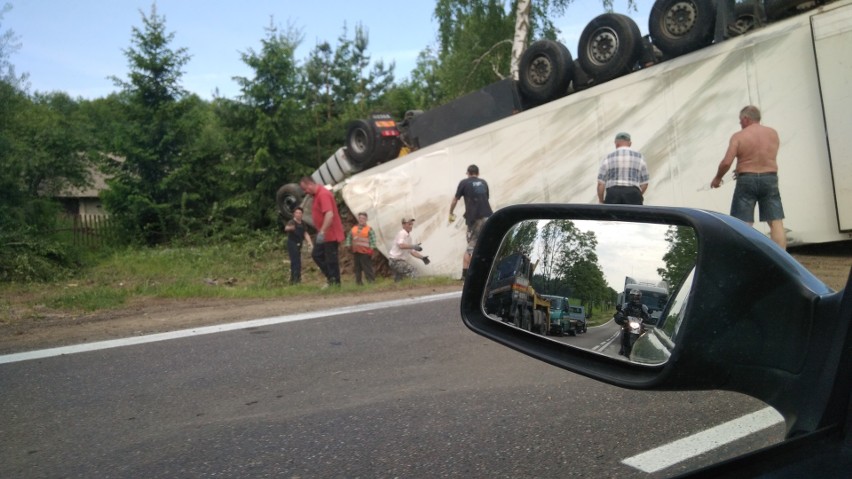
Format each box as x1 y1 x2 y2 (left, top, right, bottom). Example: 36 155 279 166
1 294 785 478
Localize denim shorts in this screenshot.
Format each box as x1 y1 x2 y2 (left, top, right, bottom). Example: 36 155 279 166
730 172 785 223
466 217 488 254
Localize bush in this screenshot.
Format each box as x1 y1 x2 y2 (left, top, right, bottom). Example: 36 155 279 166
0 228 80 282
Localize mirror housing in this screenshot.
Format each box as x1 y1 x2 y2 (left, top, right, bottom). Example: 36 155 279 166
461 204 848 437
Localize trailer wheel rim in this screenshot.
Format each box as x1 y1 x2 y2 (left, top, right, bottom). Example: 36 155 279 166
282 194 299 209
588 27 619 66
526 55 554 86
350 128 369 155
665 1 698 36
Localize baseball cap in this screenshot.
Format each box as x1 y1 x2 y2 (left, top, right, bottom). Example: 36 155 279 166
402 217 416 224
615 132 631 141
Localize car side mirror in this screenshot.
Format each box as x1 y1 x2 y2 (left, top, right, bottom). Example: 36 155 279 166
460 204 848 438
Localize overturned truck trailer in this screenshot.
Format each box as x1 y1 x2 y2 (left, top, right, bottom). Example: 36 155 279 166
340 0 851 279
275 79 524 225
275 0 851 278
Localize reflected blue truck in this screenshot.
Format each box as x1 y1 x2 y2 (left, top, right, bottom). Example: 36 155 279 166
542 295 586 336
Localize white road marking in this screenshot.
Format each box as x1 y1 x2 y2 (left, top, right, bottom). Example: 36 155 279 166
592 331 620 352
0 291 461 365
622 407 785 473
3 291 785 470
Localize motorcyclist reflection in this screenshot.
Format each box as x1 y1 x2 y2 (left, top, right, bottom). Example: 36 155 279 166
614 289 651 357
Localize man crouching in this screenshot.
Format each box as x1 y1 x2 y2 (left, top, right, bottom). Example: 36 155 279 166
387 217 430 282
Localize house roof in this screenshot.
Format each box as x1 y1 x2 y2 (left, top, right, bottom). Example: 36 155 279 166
55 166 110 199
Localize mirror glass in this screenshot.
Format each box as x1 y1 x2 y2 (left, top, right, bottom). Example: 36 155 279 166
481 219 697 365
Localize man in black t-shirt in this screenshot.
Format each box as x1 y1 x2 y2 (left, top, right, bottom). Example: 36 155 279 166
449 164 493 280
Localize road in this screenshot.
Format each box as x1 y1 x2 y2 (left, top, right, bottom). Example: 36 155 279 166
1 294 785 478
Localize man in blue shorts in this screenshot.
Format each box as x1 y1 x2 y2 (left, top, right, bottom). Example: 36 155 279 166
711 105 786 249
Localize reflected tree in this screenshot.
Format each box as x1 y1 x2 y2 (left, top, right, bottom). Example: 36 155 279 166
657 226 698 288
497 220 539 259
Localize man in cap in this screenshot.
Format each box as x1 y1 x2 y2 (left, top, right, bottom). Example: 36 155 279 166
597 132 650 205
387 217 430 282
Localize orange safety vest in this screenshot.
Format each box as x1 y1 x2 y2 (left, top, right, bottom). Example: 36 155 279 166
350 225 373 254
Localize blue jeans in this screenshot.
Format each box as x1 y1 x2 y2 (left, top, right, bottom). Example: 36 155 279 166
730 173 785 223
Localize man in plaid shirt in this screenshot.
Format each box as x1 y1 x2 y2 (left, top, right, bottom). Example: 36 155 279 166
596 132 650 205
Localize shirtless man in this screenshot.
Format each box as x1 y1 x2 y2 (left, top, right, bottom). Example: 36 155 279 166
711 105 786 249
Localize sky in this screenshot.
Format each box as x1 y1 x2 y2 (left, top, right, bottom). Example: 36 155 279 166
5 0 654 100
530 219 670 291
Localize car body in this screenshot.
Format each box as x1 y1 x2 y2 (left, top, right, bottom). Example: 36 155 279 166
460 204 852 477
566 305 586 333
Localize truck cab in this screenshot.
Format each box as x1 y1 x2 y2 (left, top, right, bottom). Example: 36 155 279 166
541 295 587 336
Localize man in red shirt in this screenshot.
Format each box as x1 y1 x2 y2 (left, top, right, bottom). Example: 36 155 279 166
299 177 345 287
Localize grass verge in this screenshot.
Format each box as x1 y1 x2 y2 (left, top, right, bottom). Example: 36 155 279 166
0 234 457 324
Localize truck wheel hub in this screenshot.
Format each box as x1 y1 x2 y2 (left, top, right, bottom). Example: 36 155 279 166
665 2 697 36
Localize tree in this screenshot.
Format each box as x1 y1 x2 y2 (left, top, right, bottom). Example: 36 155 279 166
222 21 313 230
510 0 533 80
566 257 608 310
433 0 516 100
394 47 443 111
543 220 611 311
302 23 396 165
497 220 539 259
101 4 201 244
0 2 28 90
0 85 94 281
657 225 698 288
537 219 583 293
0 3 95 281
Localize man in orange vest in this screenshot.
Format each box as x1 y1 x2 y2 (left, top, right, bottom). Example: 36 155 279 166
344 212 377 285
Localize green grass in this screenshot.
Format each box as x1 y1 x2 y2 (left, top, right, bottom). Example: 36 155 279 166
0 233 457 323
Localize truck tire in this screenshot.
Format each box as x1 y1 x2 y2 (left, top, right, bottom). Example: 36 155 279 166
539 311 549 335
345 119 377 170
512 306 521 327
518 39 574 104
570 59 594 93
275 183 304 221
648 0 716 58
578 13 642 83
733 0 765 32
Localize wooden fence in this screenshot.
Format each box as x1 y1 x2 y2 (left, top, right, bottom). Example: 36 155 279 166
58 214 114 247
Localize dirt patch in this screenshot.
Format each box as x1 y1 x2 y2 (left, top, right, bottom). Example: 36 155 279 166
0 284 463 355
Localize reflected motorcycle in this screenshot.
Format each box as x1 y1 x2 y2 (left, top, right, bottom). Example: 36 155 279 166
623 315 645 356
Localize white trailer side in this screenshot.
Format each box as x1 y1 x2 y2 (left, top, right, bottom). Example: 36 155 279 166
340 1 852 279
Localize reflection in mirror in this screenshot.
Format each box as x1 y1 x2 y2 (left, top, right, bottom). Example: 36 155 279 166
481 219 697 366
